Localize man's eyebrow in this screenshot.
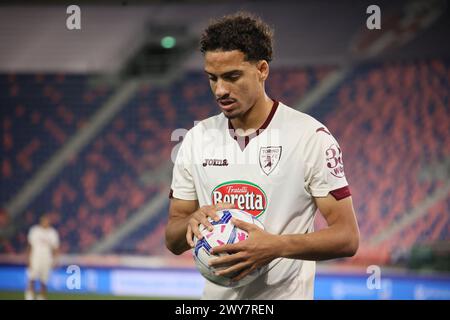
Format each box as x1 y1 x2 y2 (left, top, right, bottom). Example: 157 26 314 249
204 70 242 77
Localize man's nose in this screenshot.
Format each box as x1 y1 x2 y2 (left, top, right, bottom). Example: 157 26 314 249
215 79 229 99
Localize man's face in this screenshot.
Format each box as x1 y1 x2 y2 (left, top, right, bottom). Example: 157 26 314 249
40 216 50 228
204 50 266 120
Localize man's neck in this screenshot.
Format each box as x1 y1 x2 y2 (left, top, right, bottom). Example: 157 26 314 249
230 95 273 132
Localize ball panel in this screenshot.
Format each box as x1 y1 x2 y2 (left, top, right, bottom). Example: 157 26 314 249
192 208 266 288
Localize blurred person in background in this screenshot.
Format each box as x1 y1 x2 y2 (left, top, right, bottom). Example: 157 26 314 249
25 214 59 300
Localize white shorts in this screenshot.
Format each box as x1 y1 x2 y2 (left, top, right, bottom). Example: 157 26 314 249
28 258 52 283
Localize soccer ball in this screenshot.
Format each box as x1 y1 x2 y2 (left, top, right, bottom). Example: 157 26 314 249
192 208 265 288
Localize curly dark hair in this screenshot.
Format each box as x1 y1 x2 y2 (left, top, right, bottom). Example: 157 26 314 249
200 12 274 63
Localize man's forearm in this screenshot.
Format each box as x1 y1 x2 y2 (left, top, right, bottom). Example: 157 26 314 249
165 216 192 255
52 249 59 260
275 225 359 261
26 245 31 267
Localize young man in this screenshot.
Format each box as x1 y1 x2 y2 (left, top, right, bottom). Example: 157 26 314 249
165 12 359 299
25 215 59 300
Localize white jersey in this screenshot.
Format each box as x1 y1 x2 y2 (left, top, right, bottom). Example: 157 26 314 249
28 225 59 262
171 101 350 299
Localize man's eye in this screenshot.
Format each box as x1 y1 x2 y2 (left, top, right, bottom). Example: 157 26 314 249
208 76 217 81
227 75 240 81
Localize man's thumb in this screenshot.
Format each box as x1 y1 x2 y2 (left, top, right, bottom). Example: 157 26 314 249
231 218 253 231
215 202 235 210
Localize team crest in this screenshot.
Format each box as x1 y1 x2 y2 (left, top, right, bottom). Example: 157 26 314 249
259 146 282 176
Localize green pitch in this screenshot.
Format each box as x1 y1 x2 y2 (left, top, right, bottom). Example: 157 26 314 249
0 291 195 300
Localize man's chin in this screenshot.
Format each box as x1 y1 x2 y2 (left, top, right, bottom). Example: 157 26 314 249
223 113 237 119
222 110 239 119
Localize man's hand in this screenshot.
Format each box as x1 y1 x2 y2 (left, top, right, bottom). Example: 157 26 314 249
186 202 235 248
209 218 279 282
52 249 60 268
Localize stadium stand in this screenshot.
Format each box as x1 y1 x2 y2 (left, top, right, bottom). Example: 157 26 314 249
1 67 329 255
310 58 450 265
1 74 111 204
1 59 448 267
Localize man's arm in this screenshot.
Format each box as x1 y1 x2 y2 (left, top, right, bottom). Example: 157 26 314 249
211 194 359 281
26 244 31 267
165 198 200 255
165 198 235 255
277 194 359 260
52 248 60 268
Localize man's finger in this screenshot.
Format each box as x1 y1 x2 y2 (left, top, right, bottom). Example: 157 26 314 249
186 225 194 247
215 261 251 277
201 206 220 222
211 243 241 255
231 266 254 282
215 202 235 210
209 251 246 267
231 218 254 232
199 216 214 232
190 222 203 241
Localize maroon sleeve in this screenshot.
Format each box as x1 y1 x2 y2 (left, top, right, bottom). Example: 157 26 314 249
329 186 351 200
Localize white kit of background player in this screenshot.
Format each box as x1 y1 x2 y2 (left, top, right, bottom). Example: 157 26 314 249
25 216 59 300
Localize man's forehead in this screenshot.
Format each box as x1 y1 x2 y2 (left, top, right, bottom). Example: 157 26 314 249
204 50 251 73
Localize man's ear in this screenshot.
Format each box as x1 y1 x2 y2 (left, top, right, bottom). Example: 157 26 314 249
257 60 269 81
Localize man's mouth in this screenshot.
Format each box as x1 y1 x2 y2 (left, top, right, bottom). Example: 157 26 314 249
218 99 237 111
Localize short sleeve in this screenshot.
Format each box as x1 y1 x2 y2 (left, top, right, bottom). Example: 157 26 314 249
170 130 198 201
304 126 350 198
27 226 36 246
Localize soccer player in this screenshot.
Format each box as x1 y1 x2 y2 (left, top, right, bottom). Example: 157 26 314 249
25 215 59 300
165 12 359 299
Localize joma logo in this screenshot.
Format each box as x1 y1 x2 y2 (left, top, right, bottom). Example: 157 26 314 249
202 159 229 167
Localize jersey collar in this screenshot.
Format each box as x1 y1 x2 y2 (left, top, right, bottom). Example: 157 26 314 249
228 99 279 151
